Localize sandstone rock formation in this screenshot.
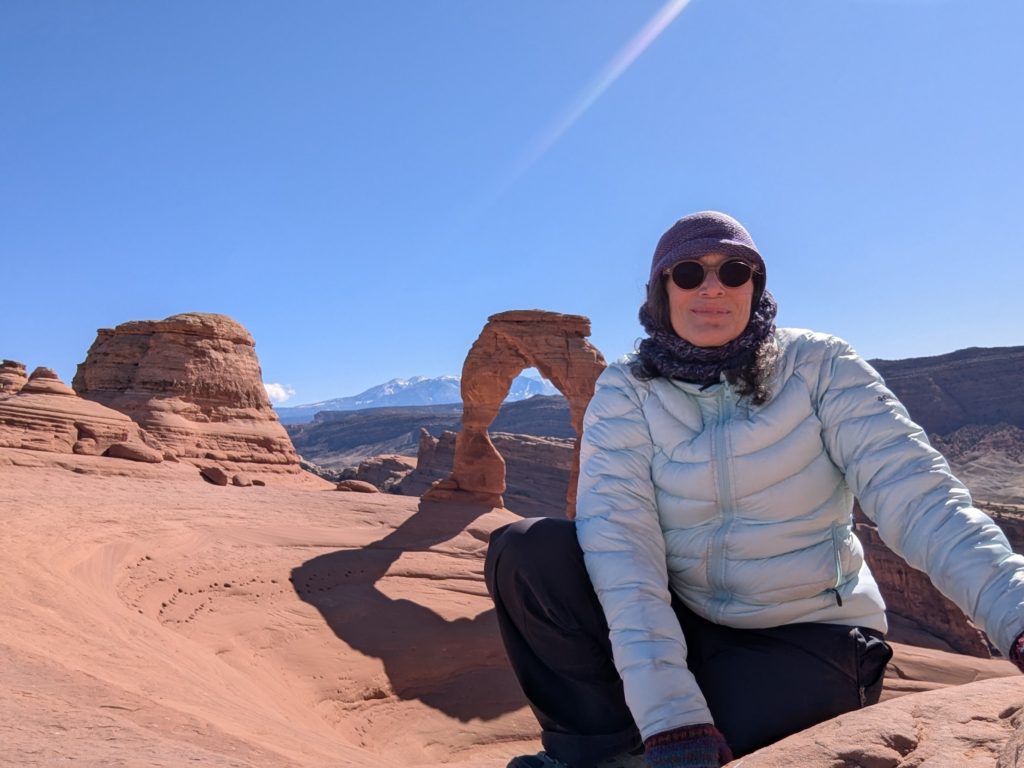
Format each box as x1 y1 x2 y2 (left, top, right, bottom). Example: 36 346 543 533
0 359 28 396
335 479 379 493
72 313 302 479
423 310 606 517
4 455 1023 765
0 367 163 461
401 428 577 518
355 454 416 491
729 676 1024 767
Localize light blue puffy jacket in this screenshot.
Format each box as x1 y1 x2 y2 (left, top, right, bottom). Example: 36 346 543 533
576 328 1024 740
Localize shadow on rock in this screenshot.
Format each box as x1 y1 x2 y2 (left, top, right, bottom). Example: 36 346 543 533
291 500 526 722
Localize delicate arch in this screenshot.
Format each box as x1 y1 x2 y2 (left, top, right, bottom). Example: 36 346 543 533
422 310 606 518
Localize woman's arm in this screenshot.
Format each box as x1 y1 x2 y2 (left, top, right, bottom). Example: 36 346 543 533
816 338 1024 656
576 364 714 740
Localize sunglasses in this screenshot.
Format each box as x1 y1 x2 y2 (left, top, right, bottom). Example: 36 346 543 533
664 259 759 291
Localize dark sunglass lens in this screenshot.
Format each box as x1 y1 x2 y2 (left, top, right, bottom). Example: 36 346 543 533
719 260 753 288
671 262 705 290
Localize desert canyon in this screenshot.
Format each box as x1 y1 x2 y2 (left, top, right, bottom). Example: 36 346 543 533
3 311 1024 767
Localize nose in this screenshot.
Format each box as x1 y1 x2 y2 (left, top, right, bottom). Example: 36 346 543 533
698 269 727 296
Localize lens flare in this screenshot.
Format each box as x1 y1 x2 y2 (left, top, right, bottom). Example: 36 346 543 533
511 0 694 182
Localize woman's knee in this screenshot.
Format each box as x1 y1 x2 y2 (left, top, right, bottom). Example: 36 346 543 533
485 517 582 598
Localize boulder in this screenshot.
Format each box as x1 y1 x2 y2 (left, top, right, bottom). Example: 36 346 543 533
105 441 164 464
0 368 162 460
72 313 303 478
0 360 28 396
232 473 253 487
355 454 416 490
201 466 230 486
423 310 606 517
335 480 379 494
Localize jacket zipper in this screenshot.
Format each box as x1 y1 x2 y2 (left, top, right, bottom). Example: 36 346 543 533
709 384 735 622
827 521 844 607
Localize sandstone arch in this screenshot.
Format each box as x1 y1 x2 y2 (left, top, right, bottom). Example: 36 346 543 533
422 310 606 518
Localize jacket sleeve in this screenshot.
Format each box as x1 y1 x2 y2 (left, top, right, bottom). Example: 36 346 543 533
575 364 714 740
816 338 1024 655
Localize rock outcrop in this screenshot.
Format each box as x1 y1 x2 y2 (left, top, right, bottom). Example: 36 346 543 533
402 428 576 518
72 313 302 479
0 360 28 397
0 367 162 461
422 310 606 517
354 454 416 491
730 675 1024 767
335 479 379 493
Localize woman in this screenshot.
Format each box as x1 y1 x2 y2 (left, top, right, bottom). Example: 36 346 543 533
485 211 1024 768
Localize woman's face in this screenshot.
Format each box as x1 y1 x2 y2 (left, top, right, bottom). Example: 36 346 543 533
667 252 755 347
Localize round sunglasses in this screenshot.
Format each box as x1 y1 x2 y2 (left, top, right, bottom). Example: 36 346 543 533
664 259 759 291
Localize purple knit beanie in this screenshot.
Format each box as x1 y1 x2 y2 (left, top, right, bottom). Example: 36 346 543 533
649 211 766 300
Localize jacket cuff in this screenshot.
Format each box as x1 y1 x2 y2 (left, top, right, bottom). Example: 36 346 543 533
643 724 733 767
1010 630 1024 673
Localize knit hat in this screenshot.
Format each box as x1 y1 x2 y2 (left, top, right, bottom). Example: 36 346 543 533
649 211 766 303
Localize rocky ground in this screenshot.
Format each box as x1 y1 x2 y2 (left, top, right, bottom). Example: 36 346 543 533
3 448 1024 767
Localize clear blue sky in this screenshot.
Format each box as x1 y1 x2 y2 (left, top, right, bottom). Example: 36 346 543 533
2 1 1022 405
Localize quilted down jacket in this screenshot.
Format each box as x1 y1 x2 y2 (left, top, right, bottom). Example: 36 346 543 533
576 328 1024 740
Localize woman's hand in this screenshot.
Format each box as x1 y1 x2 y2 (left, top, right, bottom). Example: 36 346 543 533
643 724 733 767
1010 630 1024 673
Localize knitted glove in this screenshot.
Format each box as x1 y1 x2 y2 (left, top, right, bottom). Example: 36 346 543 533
1010 629 1024 673
643 724 733 768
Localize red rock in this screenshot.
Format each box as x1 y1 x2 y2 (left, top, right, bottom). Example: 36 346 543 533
336 480 380 493
232 473 253 487
423 310 606 518
201 466 230 486
72 313 305 481
355 454 416 490
251 478 266 487
729 676 1024 767
0 360 27 397
0 368 161 458
400 428 576 518
105 441 164 464
22 367 77 396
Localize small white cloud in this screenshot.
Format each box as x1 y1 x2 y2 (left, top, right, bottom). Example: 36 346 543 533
264 382 296 404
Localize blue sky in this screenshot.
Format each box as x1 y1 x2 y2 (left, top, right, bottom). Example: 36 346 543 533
2 1 1022 405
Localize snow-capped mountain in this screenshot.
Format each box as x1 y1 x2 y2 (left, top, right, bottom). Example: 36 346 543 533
274 374 558 424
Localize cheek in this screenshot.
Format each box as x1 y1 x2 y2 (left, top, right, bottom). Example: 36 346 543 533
734 286 754 319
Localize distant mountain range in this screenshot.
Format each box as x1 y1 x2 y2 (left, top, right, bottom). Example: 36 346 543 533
274 374 558 424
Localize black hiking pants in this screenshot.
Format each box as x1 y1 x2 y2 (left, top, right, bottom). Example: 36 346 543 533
484 517 893 767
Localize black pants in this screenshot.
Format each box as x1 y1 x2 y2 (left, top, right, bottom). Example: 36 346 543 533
484 517 892 768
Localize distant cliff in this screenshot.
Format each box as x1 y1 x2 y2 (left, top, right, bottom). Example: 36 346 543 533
286 394 572 471
870 345 1024 435
274 374 557 424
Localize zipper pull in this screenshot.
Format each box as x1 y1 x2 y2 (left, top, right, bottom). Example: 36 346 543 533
827 588 843 607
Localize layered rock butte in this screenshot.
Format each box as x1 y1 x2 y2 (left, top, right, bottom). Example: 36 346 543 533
423 310 606 517
0 366 164 462
72 312 311 483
